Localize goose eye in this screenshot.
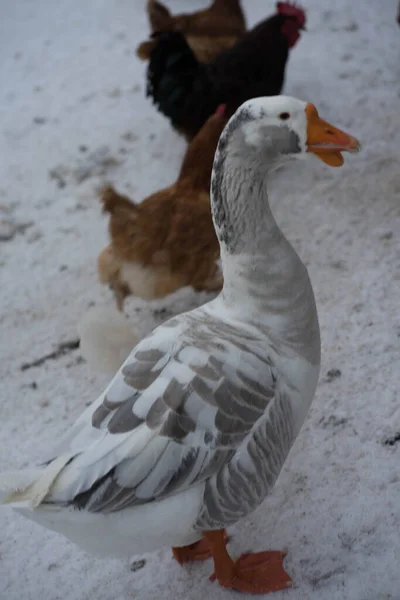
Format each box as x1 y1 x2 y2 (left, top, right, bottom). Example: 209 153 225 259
279 112 290 120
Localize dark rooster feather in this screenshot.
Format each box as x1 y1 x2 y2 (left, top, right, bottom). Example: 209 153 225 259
147 2 306 139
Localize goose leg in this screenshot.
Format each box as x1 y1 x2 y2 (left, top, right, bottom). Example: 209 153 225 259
205 529 292 594
172 529 228 564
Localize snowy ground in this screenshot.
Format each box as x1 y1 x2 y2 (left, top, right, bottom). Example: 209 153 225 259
1 0 399 598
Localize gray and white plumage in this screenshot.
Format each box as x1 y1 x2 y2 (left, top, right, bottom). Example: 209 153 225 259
0 96 322 557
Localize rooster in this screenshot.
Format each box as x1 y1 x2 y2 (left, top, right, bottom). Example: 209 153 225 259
146 1 306 140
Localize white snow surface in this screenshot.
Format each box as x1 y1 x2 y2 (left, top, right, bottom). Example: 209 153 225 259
0 1 399 599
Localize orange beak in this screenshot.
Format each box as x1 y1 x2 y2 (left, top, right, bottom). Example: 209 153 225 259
305 103 360 167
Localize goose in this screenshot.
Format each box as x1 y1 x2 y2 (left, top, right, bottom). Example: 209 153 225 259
0 96 359 594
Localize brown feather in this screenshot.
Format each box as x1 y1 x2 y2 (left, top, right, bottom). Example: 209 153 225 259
97 109 227 309
136 0 246 63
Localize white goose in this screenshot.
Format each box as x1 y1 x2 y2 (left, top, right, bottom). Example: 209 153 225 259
0 96 359 594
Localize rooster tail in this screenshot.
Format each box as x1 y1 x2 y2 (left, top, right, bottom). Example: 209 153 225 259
146 31 202 125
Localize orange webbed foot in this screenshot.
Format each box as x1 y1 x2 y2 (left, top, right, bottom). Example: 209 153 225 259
172 530 229 565
204 530 292 595
172 539 214 565
210 550 292 594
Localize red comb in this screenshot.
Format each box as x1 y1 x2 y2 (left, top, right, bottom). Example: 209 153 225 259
216 104 227 117
276 2 306 27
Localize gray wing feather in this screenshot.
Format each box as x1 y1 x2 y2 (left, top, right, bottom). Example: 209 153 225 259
53 319 277 515
195 389 295 530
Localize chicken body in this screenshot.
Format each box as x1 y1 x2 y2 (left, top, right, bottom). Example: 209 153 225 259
147 2 306 139
137 0 246 63
98 109 227 310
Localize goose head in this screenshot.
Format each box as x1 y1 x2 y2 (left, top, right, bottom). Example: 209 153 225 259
211 96 360 254
219 95 360 169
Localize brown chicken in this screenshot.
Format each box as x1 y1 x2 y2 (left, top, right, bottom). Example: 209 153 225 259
136 0 246 63
97 105 227 310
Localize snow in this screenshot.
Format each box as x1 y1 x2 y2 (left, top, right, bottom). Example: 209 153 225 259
0 0 399 598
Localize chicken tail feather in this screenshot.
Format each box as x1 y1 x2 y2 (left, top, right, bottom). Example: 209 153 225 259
99 185 138 218
146 31 204 127
147 0 173 32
